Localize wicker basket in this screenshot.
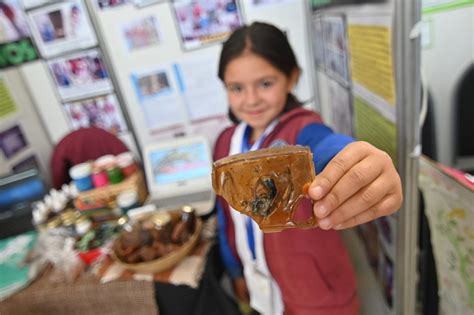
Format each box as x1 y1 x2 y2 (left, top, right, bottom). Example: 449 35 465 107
112 217 202 274
75 171 148 209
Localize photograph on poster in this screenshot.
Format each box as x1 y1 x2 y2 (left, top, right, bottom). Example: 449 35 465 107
0 0 30 44
172 0 243 50
174 57 228 122
322 15 349 86
131 68 186 131
48 49 113 101
132 69 172 102
0 125 28 159
328 79 353 136
12 155 40 173
122 16 161 50
27 0 97 58
97 0 129 10
312 15 325 69
64 94 128 135
20 0 54 10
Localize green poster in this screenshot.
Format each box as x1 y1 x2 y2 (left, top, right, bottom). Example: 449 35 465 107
353 97 397 165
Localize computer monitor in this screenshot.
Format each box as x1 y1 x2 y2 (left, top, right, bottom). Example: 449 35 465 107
143 135 215 216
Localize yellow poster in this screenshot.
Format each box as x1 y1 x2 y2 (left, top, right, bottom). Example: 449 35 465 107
354 97 397 164
348 25 396 106
0 79 17 118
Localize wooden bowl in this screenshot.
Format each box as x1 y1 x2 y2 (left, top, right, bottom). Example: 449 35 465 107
112 217 202 273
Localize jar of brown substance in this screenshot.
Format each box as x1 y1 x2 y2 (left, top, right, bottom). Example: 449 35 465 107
151 212 172 243
180 205 196 234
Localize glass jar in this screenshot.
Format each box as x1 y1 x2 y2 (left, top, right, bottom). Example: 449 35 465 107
181 205 196 234
151 212 172 243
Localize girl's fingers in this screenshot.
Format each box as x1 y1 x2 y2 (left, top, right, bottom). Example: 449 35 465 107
332 191 402 230
308 141 373 200
312 154 385 218
316 173 392 229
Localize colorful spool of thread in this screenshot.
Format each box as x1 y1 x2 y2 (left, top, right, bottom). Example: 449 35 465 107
117 152 137 177
107 166 124 184
69 162 93 192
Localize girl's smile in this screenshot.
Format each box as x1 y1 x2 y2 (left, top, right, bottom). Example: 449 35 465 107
223 52 299 141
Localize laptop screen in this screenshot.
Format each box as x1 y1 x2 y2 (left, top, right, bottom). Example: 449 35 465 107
143 135 215 215
149 142 211 186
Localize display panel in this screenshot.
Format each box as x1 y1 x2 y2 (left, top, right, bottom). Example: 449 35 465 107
149 142 211 185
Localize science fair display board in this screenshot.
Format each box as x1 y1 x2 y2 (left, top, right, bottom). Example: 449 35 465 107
86 0 315 150
309 1 421 314
14 0 136 154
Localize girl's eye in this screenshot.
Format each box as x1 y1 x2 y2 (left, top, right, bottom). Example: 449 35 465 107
227 84 243 93
259 80 274 89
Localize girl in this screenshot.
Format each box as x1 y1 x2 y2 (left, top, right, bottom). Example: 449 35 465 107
214 22 402 315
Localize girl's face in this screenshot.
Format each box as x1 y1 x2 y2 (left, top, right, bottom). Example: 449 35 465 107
223 52 299 140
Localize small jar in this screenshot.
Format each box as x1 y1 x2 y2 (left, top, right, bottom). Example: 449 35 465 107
106 164 124 184
181 205 196 234
91 167 109 188
117 152 138 177
69 162 93 192
151 212 172 243
117 190 139 213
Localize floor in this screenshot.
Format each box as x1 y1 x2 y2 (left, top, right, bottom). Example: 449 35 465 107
341 229 393 315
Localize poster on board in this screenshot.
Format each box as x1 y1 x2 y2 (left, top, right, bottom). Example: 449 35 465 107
419 157 474 314
328 79 353 136
322 15 350 87
172 0 244 50
121 15 161 51
131 67 186 131
173 56 228 122
311 15 326 69
48 49 113 101
0 78 17 118
0 0 39 68
0 0 30 44
63 94 128 135
27 0 97 58
0 125 28 159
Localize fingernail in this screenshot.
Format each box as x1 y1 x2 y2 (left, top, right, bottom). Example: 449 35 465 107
311 186 324 200
319 218 332 229
334 224 343 230
315 204 328 217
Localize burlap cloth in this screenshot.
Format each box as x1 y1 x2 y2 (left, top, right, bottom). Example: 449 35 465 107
0 269 158 315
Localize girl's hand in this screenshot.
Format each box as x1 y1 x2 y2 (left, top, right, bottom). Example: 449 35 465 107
308 141 403 230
